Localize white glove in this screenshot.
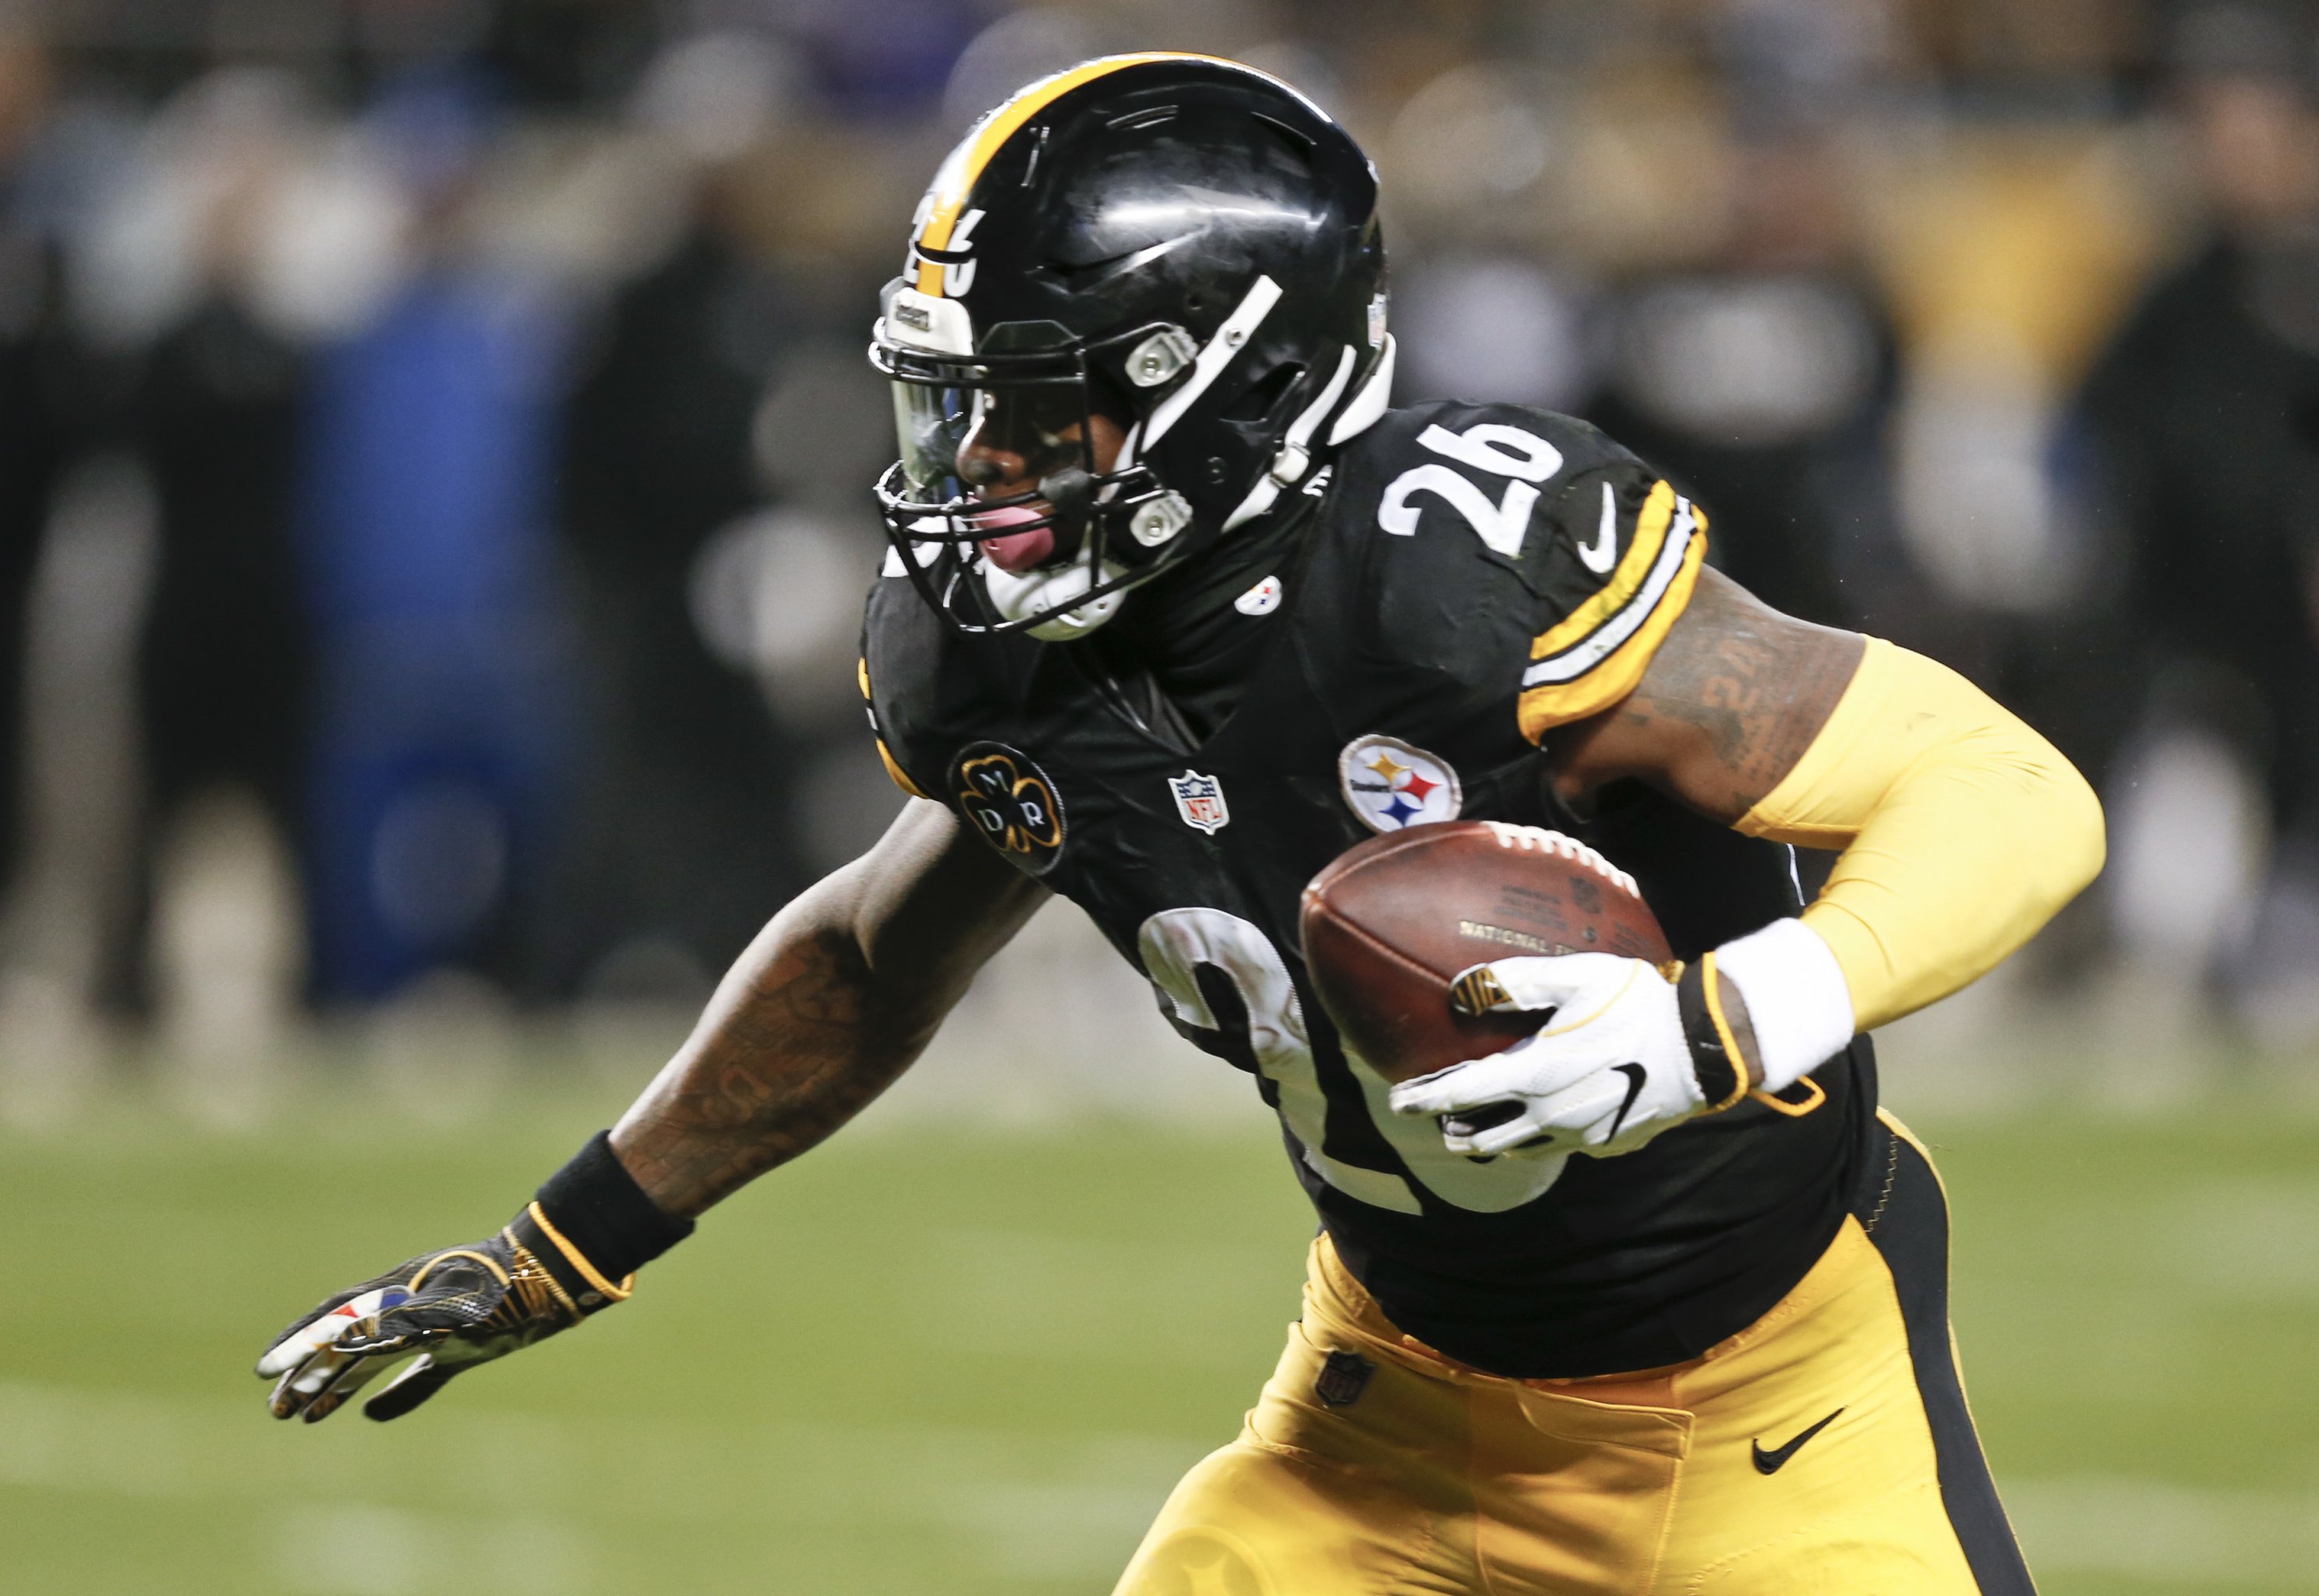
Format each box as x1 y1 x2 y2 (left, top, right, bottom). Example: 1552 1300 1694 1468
1387 953 1705 1160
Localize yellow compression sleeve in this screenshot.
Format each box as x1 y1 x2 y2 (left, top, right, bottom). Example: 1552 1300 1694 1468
1736 637 2106 1032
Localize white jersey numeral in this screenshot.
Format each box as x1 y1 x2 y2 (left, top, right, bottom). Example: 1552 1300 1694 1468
940 208 984 295
1139 907 1419 1214
1136 907 1568 1216
1377 420 1565 557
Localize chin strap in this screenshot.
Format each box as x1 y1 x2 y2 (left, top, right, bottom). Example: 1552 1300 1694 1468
1221 336 1396 535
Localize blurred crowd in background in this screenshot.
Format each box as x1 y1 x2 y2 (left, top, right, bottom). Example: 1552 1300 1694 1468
0 0 2314 1100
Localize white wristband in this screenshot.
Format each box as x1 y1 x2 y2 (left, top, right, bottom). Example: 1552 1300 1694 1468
1709 918 1856 1094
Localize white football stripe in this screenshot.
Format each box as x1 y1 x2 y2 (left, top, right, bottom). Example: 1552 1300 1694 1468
1142 275 1281 450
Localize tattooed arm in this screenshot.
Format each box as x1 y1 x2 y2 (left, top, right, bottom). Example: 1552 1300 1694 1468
612 798 1048 1217
1546 567 1865 827
249 799 1041 1425
1536 570 1861 1085
1539 564 2098 1089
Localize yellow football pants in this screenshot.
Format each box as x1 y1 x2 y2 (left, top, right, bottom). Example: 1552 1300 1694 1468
1114 1115 2034 1595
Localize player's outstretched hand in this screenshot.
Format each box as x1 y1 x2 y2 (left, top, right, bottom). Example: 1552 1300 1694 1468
256 1214 620 1425
1387 953 1705 1160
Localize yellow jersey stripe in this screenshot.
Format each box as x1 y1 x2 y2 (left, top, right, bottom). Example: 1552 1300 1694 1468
914 52 1211 294
1524 496 1704 687
877 736 931 800
1516 530 1706 741
860 656 930 798
1528 480 1677 660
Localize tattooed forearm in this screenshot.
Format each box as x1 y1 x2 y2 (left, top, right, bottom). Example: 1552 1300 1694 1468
610 800 1045 1219
1551 567 1865 824
612 925 919 1215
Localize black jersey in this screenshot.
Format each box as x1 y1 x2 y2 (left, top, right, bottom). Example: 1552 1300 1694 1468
861 400 1882 1379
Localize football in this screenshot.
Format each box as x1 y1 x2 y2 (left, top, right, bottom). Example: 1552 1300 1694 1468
1299 821 1674 1084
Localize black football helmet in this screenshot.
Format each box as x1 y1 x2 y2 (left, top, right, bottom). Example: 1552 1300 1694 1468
870 53 1391 639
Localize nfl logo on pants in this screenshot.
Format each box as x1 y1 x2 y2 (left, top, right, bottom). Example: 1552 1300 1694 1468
1314 1350 1374 1408
1169 770 1229 835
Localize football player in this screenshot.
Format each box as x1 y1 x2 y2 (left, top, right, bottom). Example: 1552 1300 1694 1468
256 55 2102 1594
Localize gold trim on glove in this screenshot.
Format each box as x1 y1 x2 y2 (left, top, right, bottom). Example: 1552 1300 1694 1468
406 1248 511 1293
1697 952 1752 1114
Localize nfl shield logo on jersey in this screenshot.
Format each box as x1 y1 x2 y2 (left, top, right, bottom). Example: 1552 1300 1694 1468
1168 769 1230 834
1338 735 1463 832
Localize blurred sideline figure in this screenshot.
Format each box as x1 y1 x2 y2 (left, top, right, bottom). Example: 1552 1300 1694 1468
0 34 72 924
543 143 808 1003
1585 62 1907 644
104 75 311 1022
2073 2 2319 1038
297 71 569 1005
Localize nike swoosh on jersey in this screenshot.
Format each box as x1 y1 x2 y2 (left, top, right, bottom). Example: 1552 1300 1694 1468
1752 1407 1845 1474
1603 1063 1648 1141
1576 480 1618 574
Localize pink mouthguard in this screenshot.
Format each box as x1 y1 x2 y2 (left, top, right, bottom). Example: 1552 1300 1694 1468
975 505 1055 573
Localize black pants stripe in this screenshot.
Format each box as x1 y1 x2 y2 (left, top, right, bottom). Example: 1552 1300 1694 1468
1861 1113 2039 1595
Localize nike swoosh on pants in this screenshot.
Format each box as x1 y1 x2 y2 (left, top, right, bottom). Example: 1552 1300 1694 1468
1752 1407 1845 1474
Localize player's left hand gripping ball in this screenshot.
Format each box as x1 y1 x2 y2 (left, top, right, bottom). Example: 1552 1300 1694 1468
255 1206 623 1425
1388 954 1703 1159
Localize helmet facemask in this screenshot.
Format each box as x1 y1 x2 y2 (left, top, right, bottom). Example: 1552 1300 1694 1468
873 286 1211 641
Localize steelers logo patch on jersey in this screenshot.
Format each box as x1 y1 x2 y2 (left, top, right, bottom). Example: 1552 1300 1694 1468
1338 735 1462 832
951 742 1066 872
1234 574 1284 616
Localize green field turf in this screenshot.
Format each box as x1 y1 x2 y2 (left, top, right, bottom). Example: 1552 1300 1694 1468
5 1075 2317 1594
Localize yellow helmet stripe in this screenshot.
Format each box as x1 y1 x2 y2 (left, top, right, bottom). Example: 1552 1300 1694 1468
913 51 1231 295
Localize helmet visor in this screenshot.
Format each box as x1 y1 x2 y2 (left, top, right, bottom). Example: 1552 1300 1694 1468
891 379 972 496
888 372 1098 501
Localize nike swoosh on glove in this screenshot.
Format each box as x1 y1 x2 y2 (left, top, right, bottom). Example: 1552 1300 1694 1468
1386 953 1704 1159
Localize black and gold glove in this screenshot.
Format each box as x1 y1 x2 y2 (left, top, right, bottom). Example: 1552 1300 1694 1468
256 1132 691 1424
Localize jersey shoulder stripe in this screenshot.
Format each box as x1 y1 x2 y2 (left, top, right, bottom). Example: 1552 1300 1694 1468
1318 401 1710 746
858 655 932 800
1515 479 1709 740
